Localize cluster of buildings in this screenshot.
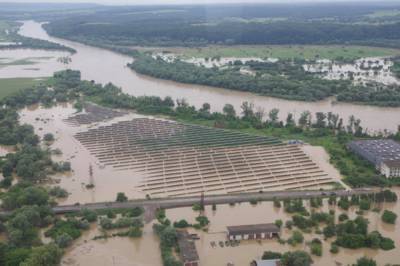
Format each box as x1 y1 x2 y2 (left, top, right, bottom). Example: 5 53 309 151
348 139 400 178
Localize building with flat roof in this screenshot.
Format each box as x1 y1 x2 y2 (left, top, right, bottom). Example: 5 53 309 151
227 223 280 240
381 159 400 178
348 139 400 178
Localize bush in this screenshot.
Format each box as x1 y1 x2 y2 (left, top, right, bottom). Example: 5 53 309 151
330 244 339 253
128 207 143 217
262 251 282 260
55 233 73 248
338 213 349 222
288 230 303 246
353 257 376 266
43 133 54 142
381 210 397 224
173 219 190 228
359 199 371 211
380 237 395 250
275 219 283 228
128 227 142 238
80 209 97 223
49 186 68 198
281 251 312 266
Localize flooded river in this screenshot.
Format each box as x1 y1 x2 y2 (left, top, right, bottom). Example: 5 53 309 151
15 20 400 134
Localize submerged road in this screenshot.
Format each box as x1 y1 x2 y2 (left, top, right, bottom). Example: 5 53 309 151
52 188 378 215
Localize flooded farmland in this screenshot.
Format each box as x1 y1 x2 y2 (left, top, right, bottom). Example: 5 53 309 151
0 49 69 78
18 103 152 204
16 21 400 134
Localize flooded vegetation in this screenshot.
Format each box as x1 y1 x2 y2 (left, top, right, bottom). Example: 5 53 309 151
305 57 400 86
2 3 400 266
15 21 400 133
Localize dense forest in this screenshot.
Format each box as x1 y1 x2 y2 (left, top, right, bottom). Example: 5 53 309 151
42 4 400 47
129 55 400 106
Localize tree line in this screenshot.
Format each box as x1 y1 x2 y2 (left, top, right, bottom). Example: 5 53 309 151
129 55 400 106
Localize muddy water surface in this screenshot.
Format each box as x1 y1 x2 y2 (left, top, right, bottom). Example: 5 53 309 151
0 49 69 78
166 188 400 266
19 103 151 204
61 223 161 266
17 21 400 134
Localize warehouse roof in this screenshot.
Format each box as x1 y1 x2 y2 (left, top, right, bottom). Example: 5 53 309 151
227 223 280 235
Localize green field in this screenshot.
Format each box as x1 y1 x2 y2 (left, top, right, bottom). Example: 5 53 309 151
176 45 400 61
0 78 47 100
366 9 400 18
0 20 18 42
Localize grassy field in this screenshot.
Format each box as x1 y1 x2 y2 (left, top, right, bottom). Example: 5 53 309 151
0 78 47 100
0 20 18 42
175 45 400 61
366 9 400 18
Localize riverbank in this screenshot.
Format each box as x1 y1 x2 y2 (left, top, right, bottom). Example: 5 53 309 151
14 21 400 133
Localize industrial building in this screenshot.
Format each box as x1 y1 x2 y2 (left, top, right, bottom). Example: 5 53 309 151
348 139 400 178
227 224 280 240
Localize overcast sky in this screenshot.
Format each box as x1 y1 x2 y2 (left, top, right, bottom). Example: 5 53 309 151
0 0 393 5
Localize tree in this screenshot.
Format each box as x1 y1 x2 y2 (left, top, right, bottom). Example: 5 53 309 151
268 108 280 125
381 210 397 224
298 111 311 128
55 233 73 248
275 219 283 228
281 251 312 266
116 192 128 202
223 104 236 118
43 133 55 142
20 244 63 266
353 257 376 266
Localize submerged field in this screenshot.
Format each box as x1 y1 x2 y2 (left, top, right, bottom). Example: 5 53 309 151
171 45 400 61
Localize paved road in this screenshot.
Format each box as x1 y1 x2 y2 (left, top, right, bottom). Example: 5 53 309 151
52 188 378 214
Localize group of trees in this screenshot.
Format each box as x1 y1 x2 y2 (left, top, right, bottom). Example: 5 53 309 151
130 55 357 102
3 69 397 189
44 4 400 47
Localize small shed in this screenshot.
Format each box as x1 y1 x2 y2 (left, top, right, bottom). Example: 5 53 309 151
227 223 280 240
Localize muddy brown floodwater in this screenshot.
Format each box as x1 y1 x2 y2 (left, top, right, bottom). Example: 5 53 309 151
16 21 400 134
19 103 155 204
61 188 400 266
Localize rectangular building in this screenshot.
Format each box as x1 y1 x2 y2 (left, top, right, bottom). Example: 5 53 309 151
348 139 400 178
381 159 400 178
227 223 280 240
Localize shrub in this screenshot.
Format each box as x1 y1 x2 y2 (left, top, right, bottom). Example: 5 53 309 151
353 257 376 266
262 251 282 260
173 219 190 228
330 244 339 253
381 210 397 224
128 227 142 238
43 133 54 142
275 219 283 228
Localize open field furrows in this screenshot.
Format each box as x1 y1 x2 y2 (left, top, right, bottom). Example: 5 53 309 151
74 118 333 197
63 102 129 125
